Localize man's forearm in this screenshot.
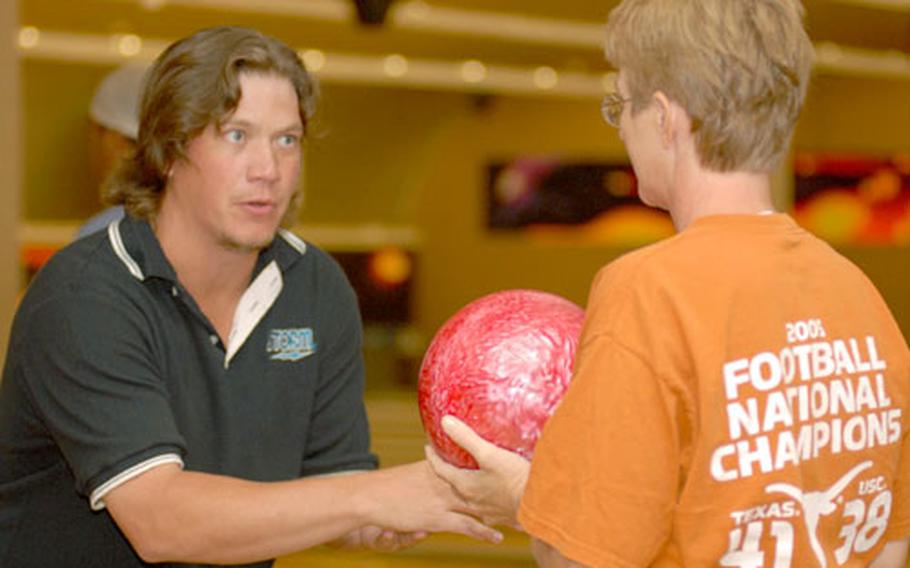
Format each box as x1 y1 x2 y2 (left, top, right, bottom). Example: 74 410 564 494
104 459 498 564
105 463 381 563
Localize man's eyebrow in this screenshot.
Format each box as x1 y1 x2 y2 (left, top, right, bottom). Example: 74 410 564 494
219 119 303 133
278 123 304 133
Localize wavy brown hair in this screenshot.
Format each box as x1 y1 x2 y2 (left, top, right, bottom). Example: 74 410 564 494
605 0 813 173
104 26 318 222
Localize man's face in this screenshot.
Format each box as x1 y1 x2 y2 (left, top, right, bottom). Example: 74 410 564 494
164 72 303 252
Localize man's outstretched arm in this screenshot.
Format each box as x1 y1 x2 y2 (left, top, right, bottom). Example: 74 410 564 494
104 460 501 564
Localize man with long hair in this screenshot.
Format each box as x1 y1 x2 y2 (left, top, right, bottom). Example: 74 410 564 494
0 27 499 567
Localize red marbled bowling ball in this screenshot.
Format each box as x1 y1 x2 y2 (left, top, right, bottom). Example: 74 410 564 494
418 289 585 468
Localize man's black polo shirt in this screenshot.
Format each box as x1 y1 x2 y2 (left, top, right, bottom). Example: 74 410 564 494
0 216 377 567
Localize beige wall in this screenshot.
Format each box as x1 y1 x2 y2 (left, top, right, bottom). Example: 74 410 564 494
415 95 627 333
21 61 109 219
302 85 468 226
1 2 21 367
796 75 910 152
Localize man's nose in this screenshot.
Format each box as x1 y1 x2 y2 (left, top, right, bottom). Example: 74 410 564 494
248 139 279 182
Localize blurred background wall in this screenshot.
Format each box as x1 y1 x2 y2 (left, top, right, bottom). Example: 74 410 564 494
13 1 910 342
0 2 19 369
4 0 910 565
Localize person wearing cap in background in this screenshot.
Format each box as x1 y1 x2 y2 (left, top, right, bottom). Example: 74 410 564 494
76 63 145 239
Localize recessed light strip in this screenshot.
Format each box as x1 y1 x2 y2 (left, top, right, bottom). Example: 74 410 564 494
315 52 607 98
18 30 169 64
389 1 605 49
18 30 613 98
120 0 910 54
17 30 910 95
815 42 910 79
153 0 351 20
123 0 605 50
830 0 910 12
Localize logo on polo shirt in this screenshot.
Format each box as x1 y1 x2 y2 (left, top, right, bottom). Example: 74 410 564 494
267 328 316 361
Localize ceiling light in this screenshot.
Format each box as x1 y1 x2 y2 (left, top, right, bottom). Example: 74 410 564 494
533 66 558 90
383 54 409 77
18 27 40 49
301 49 326 72
396 0 430 21
460 60 487 83
139 0 168 10
115 34 142 56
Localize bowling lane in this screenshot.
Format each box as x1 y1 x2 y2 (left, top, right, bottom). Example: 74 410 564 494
276 393 535 567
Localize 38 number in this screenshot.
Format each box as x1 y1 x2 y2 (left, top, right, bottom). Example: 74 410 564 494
835 491 892 564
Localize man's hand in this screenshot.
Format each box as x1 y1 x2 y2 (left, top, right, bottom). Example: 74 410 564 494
330 526 428 552
361 460 503 544
425 415 530 530
359 527 427 552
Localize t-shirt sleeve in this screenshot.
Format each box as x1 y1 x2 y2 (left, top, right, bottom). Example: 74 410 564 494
518 263 684 566
15 293 186 504
300 258 378 475
518 335 682 566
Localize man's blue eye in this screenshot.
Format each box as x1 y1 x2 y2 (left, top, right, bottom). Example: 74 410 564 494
278 134 298 147
226 129 244 142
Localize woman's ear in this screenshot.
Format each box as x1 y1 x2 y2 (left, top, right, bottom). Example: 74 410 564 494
652 91 676 146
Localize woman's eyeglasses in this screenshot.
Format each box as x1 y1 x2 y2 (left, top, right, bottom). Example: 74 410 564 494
601 92 633 128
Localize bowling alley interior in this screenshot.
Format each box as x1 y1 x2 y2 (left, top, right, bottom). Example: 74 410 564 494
1 0 910 566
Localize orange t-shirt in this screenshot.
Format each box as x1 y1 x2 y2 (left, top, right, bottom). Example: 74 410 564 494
518 214 910 567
